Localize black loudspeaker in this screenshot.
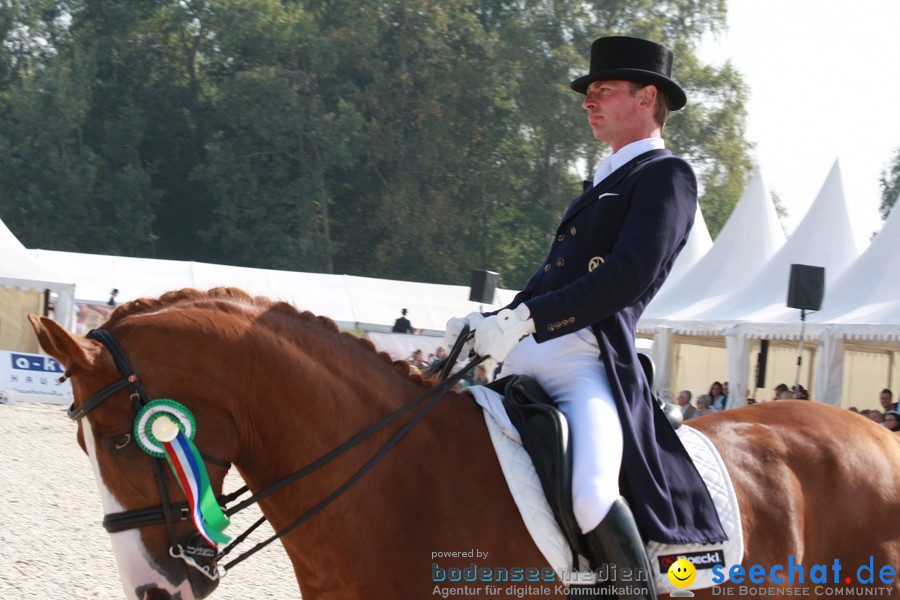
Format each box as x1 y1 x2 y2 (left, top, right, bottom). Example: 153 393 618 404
755 339 769 390
469 270 498 304
787 264 825 311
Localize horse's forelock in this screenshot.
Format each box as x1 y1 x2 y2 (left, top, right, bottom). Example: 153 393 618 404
105 287 436 389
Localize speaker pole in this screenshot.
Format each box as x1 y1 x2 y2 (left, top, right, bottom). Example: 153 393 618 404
793 309 807 398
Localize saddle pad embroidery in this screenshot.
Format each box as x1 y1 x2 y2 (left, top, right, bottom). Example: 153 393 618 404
646 424 744 595
480 401 743 594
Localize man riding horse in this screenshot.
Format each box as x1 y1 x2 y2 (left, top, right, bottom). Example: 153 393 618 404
446 35 726 599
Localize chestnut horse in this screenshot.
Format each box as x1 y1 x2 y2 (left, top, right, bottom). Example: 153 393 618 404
30 288 900 599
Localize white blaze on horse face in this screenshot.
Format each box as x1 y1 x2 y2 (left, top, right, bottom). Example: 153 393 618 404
82 420 193 599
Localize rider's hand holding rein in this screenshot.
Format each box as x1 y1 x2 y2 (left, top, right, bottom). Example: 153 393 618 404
443 311 485 355
473 304 535 363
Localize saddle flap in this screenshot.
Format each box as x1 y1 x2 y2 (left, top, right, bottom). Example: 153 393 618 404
499 375 584 564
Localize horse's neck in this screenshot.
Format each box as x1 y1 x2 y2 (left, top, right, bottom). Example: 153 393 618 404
231 350 417 480
221 341 549 596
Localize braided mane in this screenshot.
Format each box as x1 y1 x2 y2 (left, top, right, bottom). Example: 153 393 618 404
105 287 436 388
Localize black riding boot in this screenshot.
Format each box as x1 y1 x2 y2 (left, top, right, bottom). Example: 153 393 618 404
582 497 657 600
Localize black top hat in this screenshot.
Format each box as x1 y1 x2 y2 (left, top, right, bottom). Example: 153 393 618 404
570 36 687 111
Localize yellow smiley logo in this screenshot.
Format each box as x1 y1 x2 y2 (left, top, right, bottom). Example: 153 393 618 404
667 558 697 588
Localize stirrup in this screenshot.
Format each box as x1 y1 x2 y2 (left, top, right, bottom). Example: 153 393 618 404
582 498 657 600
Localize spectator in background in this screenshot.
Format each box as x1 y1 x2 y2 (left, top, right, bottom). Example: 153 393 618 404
677 390 699 421
468 364 490 387
883 411 900 432
409 349 428 370
392 308 415 334
107 288 119 306
429 346 448 369
792 384 809 400
880 389 897 412
695 394 719 417
773 383 790 400
708 381 727 410
864 409 883 425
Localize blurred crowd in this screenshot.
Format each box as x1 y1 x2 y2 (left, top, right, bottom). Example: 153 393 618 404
848 388 900 431
405 342 899 434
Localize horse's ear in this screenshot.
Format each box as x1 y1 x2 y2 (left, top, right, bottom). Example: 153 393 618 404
27 314 99 372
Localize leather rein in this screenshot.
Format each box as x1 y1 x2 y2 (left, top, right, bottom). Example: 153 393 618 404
71 327 481 578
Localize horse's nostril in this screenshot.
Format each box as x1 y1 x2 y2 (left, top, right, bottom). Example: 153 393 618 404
138 586 173 600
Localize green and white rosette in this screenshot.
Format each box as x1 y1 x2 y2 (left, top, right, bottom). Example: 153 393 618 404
133 399 230 545
135 399 197 457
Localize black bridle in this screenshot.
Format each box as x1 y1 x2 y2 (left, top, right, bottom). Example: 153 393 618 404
71 328 227 580
71 327 480 578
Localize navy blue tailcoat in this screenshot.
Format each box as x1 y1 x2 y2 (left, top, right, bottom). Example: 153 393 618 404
506 148 726 544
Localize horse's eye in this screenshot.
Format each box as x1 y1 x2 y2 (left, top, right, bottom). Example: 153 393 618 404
113 433 131 452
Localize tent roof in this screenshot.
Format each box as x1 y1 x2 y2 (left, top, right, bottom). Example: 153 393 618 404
755 196 900 340
1 219 75 294
642 167 786 322
651 160 864 334
810 199 900 323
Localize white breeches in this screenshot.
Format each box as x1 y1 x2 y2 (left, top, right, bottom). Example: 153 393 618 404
499 328 622 533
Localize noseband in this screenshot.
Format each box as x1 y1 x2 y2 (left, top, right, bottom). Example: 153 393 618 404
70 327 482 579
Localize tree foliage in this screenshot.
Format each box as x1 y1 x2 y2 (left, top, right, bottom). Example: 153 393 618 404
1 0 754 289
880 147 900 220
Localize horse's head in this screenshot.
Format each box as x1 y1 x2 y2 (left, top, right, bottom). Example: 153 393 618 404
29 313 240 599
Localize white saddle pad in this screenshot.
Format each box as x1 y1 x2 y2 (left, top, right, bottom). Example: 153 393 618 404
470 385 743 595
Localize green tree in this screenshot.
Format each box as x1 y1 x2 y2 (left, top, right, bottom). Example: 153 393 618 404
0 0 753 290
0 42 160 253
880 147 900 219
668 57 753 238
196 0 363 272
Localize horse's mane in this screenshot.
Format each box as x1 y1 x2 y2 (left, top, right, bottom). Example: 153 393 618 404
106 287 437 388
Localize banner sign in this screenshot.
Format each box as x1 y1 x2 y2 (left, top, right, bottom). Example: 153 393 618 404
0 350 73 405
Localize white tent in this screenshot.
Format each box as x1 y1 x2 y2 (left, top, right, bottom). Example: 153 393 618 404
804 200 900 331
642 168 786 322
638 168 786 401
29 249 518 334
679 160 863 325
754 199 900 405
639 161 866 407
715 161 865 407
0 219 75 351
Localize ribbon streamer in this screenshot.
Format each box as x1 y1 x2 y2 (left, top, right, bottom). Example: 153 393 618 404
135 399 231 545
162 429 231 545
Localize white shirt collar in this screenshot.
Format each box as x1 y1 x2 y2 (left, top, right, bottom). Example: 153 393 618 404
592 137 665 186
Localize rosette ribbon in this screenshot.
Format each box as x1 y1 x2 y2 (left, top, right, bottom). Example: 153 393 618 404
134 399 231 545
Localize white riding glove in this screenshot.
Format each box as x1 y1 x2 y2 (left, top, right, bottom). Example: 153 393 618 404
473 304 536 363
443 311 484 355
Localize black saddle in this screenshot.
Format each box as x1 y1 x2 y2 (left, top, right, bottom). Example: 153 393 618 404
488 356 682 568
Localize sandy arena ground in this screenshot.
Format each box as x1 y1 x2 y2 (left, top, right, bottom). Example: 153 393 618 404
0 402 299 598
